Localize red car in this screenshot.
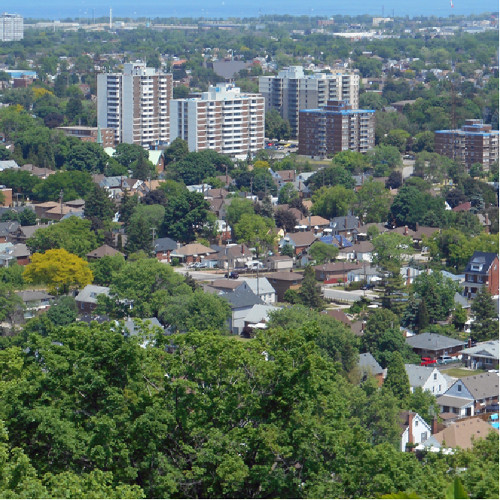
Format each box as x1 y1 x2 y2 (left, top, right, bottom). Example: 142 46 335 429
420 357 437 366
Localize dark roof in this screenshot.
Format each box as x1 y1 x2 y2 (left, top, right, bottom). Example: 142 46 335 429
464 251 498 274
314 262 363 273
87 244 124 259
329 216 359 231
220 287 263 309
0 221 19 237
154 237 178 253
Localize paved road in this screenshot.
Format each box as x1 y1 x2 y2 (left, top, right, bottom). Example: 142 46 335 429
322 287 377 303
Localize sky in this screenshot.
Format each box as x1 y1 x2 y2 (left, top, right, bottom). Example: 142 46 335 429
10 1 500 20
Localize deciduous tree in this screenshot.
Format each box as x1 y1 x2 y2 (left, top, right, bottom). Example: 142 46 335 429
23 249 93 295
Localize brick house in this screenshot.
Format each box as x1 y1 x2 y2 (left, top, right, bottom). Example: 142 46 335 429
463 251 499 299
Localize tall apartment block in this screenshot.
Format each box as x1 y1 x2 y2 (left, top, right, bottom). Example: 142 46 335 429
0 13 23 41
97 62 173 148
298 100 375 158
434 119 499 171
259 66 359 137
170 83 265 158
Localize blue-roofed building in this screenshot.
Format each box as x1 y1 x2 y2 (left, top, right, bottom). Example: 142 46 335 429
298 100 375 158
435 119 499 170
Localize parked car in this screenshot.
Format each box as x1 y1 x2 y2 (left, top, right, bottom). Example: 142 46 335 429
437 355 454 364
421 357 437 366
225 271 239 279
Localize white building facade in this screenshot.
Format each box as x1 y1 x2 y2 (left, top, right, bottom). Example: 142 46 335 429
0 13 23 41
259 66 359 136
170 83 265 158
97 62 173 148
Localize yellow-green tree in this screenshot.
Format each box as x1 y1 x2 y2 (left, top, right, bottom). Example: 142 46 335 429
23 249 93 295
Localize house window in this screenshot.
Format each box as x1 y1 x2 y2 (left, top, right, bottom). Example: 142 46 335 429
421 432 427 442
457 385 462 392
434 373 437 380
415 420 418 427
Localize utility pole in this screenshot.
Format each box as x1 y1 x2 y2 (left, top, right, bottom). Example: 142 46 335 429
59 189 64 216
151 227 156 256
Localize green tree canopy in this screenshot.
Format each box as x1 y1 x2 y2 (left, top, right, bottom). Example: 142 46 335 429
26 216 98 258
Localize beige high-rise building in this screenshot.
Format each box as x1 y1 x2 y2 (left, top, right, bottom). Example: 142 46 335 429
97 62 173 148
259 66 359 137
0 13 23 41
170 83 265 158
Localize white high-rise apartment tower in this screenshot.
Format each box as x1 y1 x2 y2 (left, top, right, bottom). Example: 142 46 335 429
170 83 265 158
259 66 359 137
97 62 173 148
0 13 23 41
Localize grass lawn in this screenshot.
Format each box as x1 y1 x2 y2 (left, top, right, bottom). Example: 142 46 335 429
442 367 485 378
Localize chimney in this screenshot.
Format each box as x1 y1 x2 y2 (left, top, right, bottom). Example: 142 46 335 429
432 416 438 435
408 413 414 447
468 338 472 348
416 222 419 231
404 225 408 235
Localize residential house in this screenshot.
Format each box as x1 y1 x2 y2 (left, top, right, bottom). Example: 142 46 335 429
171 243 216 264
86 244 124 261
216 286 263 334
265 271 304 302
242 277 276 304
437 372 499 417
209 279 248 293
314 262 363 283
358 352 384 386
211 244 253 270
243 303 281 333
8 224 50 244
16 290 53 319
154 237 178 263
431 417 499 450
462 251 499 298
405 364 449 395
329 216 359 237
351 240 374 262
11 243 30 265
279 231 316 256
298 215 330 233
0 221 19 243
266 255 293 271
460 340 499 370
406 332 466 359
75 285 110 315
399 411 433 452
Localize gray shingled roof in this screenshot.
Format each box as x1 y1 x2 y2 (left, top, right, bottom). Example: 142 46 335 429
460 372 499 400
16 290 53 302
358 352 383 375
75 285 110 304
220 287 263 309
436 395 474 407
406 332 465 351
242 277 276 296
405 364 436 388
460 340 499 360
